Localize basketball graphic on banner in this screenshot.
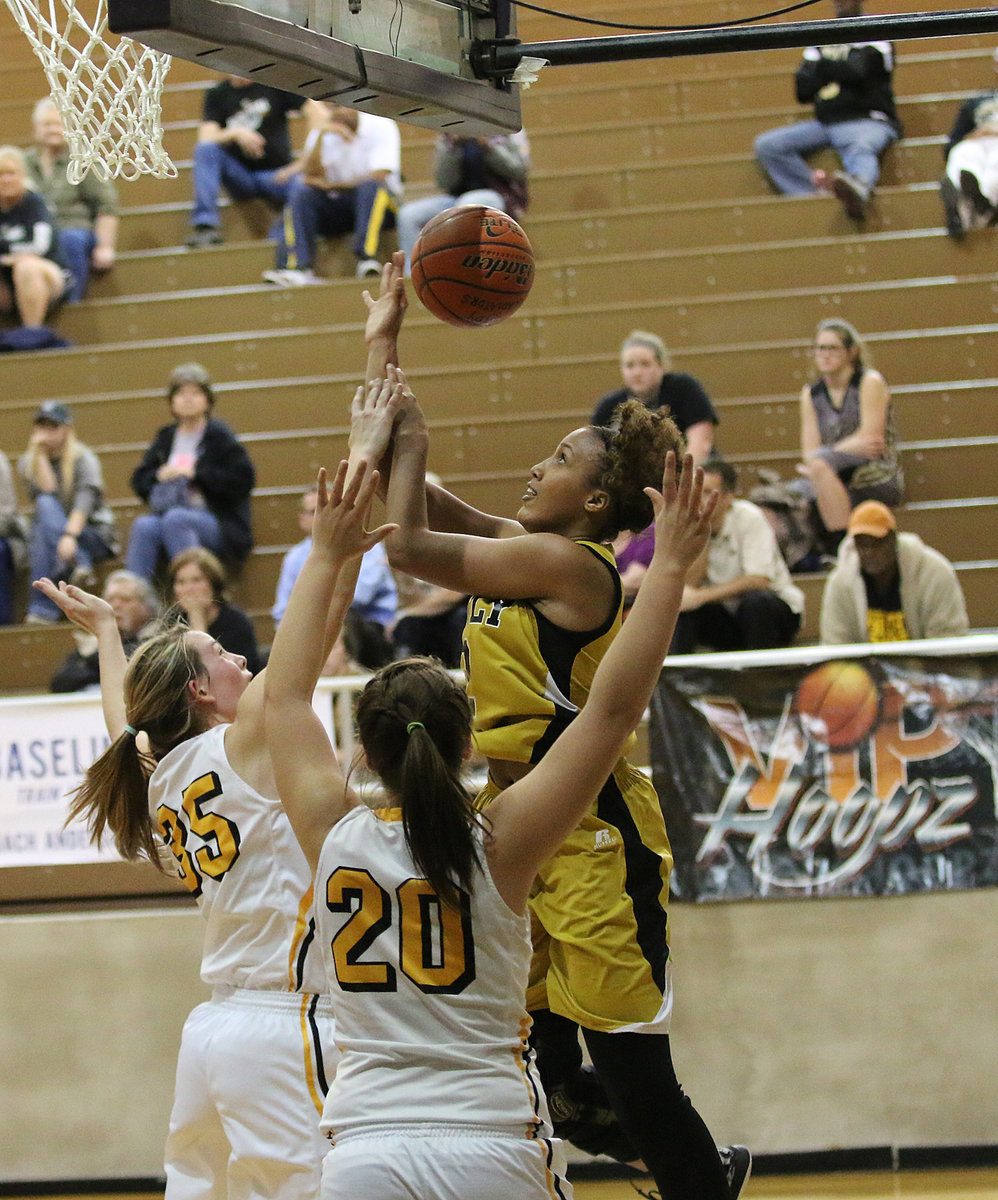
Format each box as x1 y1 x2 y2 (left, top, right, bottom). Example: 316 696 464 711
796 660 879 750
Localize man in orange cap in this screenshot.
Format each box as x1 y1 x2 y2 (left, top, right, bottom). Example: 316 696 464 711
820 500 969 643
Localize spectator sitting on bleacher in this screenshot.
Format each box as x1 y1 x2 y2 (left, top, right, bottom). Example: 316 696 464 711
797 318 902 556
0 447 27 626
167 546 261 673
271 484 320 628
271 483 397 670
18 400 117 625
939 47 998 240
820 501 969 643
612 522 655 614
753 0 901 221
341 540 398 671
25 99 118 302
126 362 255 584
396 131 530 276
0 145 71 334
49 569 159 693
670 456 804 654
389 577 466 669
263 103 402 285
186 75 317 249
591 330 718 464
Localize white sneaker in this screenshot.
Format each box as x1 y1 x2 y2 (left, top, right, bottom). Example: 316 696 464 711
355 258 382 278
262 268 323 287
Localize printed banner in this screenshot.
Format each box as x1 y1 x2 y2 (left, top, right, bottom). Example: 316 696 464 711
649 641 998 900
0 695 115 868
0 685 342 870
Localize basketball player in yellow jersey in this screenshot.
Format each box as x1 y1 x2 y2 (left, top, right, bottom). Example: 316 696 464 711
349 340 745 1197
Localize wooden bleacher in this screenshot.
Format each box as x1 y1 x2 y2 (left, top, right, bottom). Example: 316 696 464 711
0 0 995 690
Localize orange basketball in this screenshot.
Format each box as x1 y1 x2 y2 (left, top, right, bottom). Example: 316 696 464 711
410 205 534 328
796 661 880 750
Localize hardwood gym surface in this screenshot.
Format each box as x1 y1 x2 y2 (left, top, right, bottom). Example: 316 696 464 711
574 1168 998 1198
20 1171 998 1200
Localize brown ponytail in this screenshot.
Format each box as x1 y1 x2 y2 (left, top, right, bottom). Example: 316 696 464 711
67 627 209 867
356 658 480 907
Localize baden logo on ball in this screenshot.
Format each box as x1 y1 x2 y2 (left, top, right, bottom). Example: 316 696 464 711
410 205 535 328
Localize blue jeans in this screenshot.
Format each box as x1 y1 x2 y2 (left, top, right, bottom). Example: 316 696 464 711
397 188 505 274
58 227 95 302
190 142 293 228
754 117 898 194
28 494 113 619
125 507 224 581
275 176 397 269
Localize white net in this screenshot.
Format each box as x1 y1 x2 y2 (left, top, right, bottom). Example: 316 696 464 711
4 0 177 183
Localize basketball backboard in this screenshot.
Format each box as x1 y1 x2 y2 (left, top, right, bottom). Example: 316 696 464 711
108 0 521 134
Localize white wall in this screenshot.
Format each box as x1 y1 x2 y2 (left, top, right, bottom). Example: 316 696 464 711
2 888 995 1182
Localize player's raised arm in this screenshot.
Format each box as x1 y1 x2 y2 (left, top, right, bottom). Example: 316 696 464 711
264 460 395 873
365 375 599 612
360 257 522 538
485 453 717 911
33 577 130 739
363 251 407 387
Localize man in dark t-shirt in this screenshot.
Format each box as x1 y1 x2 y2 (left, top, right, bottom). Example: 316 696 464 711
591 329 718 462
187 76 313 248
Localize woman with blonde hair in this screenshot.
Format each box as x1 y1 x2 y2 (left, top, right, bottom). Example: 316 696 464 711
592 329 718 464
797 317 903 552
18 399 116 623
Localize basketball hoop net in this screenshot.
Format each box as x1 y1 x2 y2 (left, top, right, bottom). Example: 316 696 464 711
4 0 177 182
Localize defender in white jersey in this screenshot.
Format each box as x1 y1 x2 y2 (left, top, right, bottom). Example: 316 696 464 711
150 723 332 1200
38 544 357 1199
262 452 715 1200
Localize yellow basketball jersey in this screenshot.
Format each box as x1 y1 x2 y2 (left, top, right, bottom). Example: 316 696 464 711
463 540 635 764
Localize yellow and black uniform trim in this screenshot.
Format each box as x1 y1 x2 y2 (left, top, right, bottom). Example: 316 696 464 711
467 542 673 1032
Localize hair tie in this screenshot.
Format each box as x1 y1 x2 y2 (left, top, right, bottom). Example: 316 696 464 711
123 724 138 737
406 721 425 736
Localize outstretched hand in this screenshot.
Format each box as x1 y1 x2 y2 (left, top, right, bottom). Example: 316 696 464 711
310 459 397 565
362 250 407 346
644 452 717 574
349 370 414 465
31 577 115 635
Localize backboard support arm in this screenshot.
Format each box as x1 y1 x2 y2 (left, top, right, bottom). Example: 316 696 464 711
473 8 998 79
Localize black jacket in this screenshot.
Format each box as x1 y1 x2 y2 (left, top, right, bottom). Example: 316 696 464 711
795 42 901 134
130 417 255 564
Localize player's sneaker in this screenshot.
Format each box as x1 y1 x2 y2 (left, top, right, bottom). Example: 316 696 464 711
718 1144 752 1198
355 257 382 278
262 268 323 287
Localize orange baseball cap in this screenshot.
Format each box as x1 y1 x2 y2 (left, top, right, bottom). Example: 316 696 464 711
847 500 897 538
